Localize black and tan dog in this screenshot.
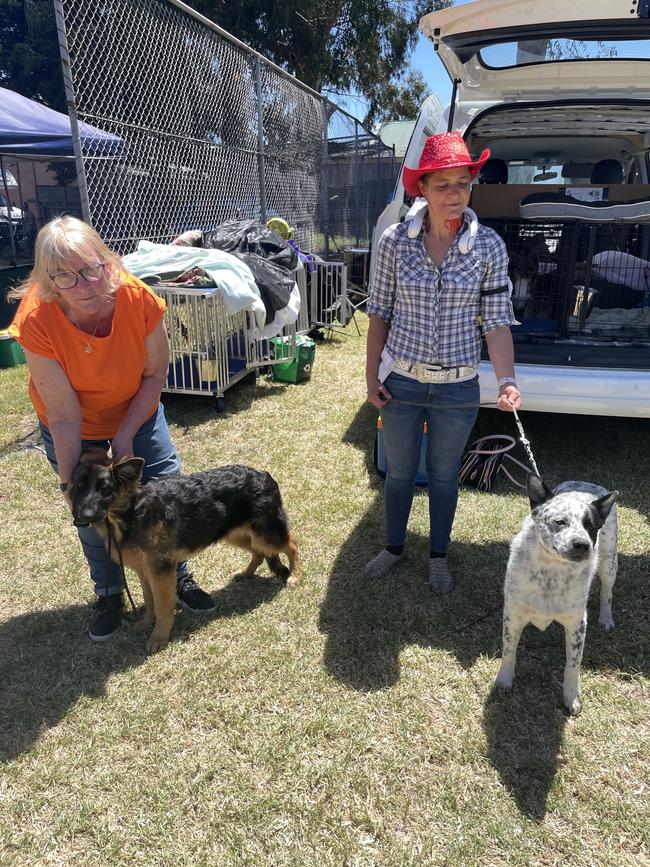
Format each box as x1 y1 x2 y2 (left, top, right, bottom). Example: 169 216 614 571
70 448 301 653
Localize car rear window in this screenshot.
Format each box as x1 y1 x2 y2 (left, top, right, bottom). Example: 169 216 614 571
480 38 650 69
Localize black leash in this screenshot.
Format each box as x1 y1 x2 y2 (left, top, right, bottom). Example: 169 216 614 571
105 518 137 613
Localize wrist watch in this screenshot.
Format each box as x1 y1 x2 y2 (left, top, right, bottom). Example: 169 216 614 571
497 376 517 389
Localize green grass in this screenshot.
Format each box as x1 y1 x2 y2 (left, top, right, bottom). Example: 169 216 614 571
0 319 648 866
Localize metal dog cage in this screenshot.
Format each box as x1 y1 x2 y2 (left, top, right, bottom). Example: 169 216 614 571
484 218 650 339
157 259 352 410
307 260 355 334
157 284 297 411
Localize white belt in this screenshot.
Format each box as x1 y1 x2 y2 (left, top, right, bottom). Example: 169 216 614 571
392 359 477 384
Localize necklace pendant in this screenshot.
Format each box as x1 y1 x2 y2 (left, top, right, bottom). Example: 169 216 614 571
84 343 93 354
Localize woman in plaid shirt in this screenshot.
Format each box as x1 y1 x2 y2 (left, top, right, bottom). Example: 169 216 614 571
364 132 522 592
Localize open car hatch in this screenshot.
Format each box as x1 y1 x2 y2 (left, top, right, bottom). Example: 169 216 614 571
420 0 650 102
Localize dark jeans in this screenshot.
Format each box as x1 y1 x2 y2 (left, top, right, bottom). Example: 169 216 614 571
380 372 480 552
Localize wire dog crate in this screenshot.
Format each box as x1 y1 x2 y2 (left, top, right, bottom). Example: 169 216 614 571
157 259 351 410
157 284 297 411
307 261 354 334
484 217 650 339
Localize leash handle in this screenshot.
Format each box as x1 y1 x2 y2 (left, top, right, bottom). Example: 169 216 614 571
512 408 540 478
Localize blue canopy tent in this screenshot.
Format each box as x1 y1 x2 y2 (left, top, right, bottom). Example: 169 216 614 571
0 86 123 158
0 87 123 261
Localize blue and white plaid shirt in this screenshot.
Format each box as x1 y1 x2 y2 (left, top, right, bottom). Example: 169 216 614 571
367 218 514 367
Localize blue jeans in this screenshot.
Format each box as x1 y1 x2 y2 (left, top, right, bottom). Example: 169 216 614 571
41 403 190 596
380 372 480 553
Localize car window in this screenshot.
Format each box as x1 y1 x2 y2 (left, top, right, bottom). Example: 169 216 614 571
480 38 650 69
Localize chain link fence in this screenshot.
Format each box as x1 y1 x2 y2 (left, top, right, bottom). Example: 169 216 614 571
51 0 396 260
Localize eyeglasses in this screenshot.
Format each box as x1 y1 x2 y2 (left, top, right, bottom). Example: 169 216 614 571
50 263 105 290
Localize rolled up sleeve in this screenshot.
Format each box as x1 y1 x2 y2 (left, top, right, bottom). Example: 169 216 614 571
480 233 514 335
367 225 398 322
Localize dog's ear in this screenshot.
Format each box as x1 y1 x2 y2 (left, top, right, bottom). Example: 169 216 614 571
527 474 554 509
112 457 145 486
79 447 111 466
591 490 619 528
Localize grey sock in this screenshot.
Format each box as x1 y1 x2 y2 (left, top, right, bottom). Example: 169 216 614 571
362 549 402 579
428 557 454 594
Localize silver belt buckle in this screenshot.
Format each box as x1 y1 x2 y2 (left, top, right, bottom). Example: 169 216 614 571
415 363 442 382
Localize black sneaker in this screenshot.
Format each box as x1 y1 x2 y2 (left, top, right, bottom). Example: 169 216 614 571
88 593 124 642
176 573 216 614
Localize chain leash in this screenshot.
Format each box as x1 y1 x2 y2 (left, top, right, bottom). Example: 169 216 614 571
512 408 540 478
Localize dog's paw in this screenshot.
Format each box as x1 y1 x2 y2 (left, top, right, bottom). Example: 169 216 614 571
494 671 513 693
145 634 169 654
285 572 301 588
564 692 582 716
598 613 615 632
273 564 291 581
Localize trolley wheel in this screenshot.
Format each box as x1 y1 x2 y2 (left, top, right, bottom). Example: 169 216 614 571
214 396 226 413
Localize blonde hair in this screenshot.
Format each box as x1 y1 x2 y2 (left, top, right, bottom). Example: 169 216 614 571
8 216 124 302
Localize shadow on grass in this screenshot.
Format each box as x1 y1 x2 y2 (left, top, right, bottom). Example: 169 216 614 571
161 369 291 422
0 424 41 460
0 573 285 764
483 678 568 822
321 401 650 819
320 492 649 818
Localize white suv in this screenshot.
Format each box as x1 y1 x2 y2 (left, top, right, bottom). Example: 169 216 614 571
371 0 650 417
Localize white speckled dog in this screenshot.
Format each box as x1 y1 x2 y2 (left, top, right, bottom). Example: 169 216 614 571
495 475 619 715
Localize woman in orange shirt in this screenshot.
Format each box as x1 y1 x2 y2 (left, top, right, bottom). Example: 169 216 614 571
9 216 215 642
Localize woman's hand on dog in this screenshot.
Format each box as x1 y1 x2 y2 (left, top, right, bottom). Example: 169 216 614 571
497 384 522 412
367 378 392 409
111 433 135 463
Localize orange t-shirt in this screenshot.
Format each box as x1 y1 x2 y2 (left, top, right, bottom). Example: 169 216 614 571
9 274 166 439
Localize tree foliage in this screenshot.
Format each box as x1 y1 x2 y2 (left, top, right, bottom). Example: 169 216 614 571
192 0 446 121
0 0 65 111
0 0 447 123
370 68 430 125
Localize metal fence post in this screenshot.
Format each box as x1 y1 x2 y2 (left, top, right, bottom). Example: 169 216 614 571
0 156 18 263
375 137 382 241
354 120 360 248
254 56 267 224
321 101 330 259
53 0 92 226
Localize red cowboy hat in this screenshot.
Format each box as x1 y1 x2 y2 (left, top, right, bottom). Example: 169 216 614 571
402 132 490 198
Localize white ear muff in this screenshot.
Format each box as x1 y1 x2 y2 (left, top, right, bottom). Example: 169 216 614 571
458 207 479 254
406 198 428 239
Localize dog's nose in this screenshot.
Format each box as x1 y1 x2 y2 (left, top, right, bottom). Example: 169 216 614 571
571 539 590 556
75 506 100 524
